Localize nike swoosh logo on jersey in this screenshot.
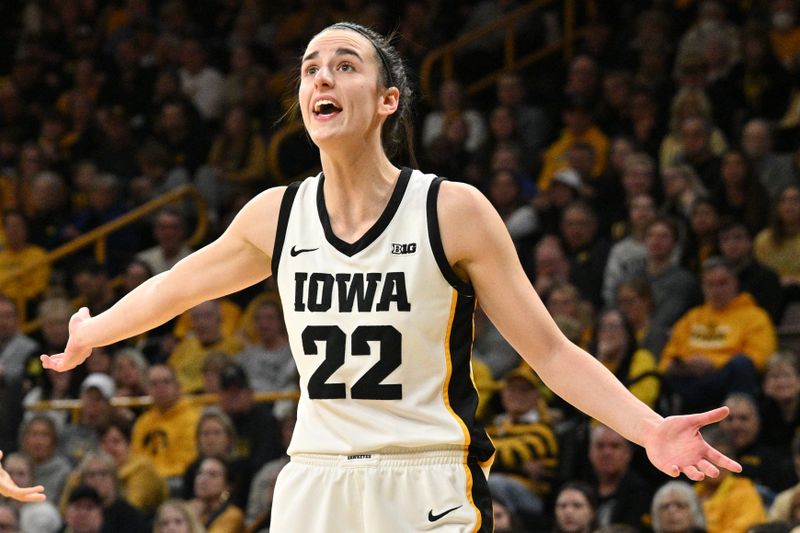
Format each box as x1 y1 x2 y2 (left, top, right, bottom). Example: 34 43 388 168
427 505 462 522
290 245 319 257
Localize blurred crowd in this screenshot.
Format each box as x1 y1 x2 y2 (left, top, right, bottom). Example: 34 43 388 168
0 0 800 532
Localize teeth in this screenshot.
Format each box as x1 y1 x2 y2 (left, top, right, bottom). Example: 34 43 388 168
315 100 336 113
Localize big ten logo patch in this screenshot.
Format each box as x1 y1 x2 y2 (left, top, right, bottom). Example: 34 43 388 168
391 242 417 255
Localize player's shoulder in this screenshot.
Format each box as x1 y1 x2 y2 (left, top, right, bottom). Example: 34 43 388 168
434 178 495 223
234 185 291 220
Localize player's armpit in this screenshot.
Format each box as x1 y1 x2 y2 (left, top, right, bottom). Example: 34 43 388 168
435 181 563 362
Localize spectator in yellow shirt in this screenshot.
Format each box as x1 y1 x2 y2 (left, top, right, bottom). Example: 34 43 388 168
695 425 766 533
538 98 610 191
660 257 776 413
0 211 50 310
168 300 244 393
131 364 201 494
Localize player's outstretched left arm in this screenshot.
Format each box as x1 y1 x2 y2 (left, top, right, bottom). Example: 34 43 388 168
41 187 286 372
0 451 45 502
437 181 741 480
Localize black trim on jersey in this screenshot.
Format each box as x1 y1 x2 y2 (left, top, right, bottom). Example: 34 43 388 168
467 456 494 533
448 294 495 464
271 181 302 280
426 177 474 296
317 167 412 257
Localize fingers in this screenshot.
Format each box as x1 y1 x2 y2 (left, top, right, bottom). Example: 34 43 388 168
40 354 69 372
691 406 730 427
15 486 46 502
662 464 680 478
681 465 704 481
696 459 719 478
706 446 743 473
40 354 58 370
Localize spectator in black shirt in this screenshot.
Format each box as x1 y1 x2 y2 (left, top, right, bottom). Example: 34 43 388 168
217 363 282 506
717 218 783 323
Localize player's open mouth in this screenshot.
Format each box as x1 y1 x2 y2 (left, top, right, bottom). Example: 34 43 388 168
313 99 343 117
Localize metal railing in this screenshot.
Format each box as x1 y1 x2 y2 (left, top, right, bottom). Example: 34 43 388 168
28 389 301 418
0 185 208 329
419 0 578 103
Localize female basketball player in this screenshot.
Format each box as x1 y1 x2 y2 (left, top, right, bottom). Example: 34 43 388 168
42 22 741 531
0 451 45 502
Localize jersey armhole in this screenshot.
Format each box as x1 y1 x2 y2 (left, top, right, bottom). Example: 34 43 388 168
271 181 302 280
427 177 475 296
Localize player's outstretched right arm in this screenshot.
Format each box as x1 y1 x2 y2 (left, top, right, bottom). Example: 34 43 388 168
41 187 286 372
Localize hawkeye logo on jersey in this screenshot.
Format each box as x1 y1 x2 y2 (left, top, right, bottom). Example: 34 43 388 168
294 272 411 312
391 242 417 255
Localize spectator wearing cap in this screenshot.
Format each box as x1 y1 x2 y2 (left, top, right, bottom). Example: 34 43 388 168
59 484 104 533
533 167 582 236
59 451 146 533
217 363 282 497
130 364 201 494
537 97 610 192
486 365 558 524
60 373 117 465
168 300 244 394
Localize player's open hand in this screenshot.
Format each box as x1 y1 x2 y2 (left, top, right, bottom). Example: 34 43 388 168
39 307 93 372
0 451 45 502
643 406 742 481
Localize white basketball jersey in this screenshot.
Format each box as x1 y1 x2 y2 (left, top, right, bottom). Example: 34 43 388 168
272 168 494 463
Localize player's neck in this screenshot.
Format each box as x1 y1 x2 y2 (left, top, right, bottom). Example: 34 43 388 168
320 151 401 229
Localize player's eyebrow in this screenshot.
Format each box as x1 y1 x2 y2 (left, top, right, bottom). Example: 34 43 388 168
302 47 365 64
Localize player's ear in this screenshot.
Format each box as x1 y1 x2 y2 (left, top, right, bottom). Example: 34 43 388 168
378 86 400 117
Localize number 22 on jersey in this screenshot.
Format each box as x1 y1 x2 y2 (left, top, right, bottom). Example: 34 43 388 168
302 325 403 400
